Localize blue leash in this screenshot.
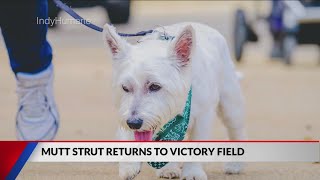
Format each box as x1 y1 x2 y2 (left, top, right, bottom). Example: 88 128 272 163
52 0 153 37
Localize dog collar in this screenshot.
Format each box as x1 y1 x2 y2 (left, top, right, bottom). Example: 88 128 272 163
148 87 192 169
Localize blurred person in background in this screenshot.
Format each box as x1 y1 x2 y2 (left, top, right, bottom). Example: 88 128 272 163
268 0 306 59
0 0 59 140
269 0 285 58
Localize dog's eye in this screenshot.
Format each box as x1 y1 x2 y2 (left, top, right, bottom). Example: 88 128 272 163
149 83 161 92
122 85 130 93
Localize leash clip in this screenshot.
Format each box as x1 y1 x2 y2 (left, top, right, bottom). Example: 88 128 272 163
158 34 175 41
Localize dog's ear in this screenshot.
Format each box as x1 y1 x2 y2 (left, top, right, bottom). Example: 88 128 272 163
103 24 130 60
169 25 195 67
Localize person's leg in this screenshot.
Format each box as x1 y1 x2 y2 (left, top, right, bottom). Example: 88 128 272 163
0 0 59 140
0 1 52 73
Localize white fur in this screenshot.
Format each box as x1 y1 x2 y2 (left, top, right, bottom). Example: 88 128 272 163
103 22 247 180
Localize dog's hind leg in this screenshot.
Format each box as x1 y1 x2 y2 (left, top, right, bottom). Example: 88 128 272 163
219 80 247 140
219 78 247 174
117 127 142 180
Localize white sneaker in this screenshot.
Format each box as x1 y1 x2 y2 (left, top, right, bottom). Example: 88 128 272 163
16 65 59 140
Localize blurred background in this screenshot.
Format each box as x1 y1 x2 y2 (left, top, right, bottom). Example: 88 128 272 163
0 0 319 142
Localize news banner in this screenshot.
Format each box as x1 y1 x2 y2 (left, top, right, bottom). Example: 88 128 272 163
0 141 319 179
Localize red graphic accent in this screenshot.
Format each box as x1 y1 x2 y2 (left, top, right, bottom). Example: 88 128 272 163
0 141 28 179
34 140 320 143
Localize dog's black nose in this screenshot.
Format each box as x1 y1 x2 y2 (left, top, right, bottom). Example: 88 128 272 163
127 119 143 130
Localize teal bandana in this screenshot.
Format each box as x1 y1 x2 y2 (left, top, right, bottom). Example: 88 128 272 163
147 88 192 169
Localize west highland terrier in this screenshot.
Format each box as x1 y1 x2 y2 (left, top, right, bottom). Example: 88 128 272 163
103 22 246 180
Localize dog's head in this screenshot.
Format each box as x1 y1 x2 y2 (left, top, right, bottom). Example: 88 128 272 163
103 24 195 141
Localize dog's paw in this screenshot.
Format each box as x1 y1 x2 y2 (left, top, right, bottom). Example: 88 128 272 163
224 162 244 174
181 163 207 180
156 162 181 179
119 162 141 180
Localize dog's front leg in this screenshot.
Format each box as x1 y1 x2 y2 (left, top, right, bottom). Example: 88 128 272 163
117 128 142 180
119 162 141 180
181 110 216 180
156 162 182 179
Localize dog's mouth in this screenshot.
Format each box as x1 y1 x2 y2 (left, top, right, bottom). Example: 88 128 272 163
134 131 153 141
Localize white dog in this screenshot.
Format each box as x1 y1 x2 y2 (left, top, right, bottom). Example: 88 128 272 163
103 22 246 180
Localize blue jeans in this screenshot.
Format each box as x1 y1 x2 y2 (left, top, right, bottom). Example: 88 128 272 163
0 0 52 74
